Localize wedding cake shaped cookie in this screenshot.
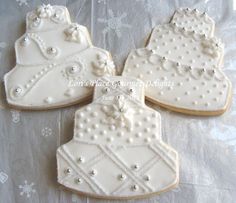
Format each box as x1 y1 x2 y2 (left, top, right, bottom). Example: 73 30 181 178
123 8 232 115
57 76 179 199
4 4 116 109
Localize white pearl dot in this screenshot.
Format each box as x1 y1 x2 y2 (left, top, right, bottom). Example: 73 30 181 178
175 97 180 101
92 124 99 129
101 130 107 135
138 74 143 79
145 137 151 143
84 118 90 123
107 137 113 142
207 90 211 93
136 132 142 137
185 91 190 95
117 132 124 137
78 112 84 118
127 138 133 143
85 128 91 133
144 117 150 122
77 132 83 138
109 125 116 131
91 135 97 140
78 124 83 129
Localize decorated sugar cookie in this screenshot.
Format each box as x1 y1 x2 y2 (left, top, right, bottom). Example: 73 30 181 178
57 76 179 199
123 8 232 115
4 5 116 109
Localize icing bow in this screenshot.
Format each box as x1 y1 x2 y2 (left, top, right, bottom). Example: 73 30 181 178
93 54 115 76
201 38 222 58
37 4 54 18
64 23 85 43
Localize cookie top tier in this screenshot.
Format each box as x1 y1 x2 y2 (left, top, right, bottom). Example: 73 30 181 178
15 4 92 65
26 4 71 31
171 8 215 37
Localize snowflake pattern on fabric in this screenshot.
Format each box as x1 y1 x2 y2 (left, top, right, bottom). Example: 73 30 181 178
71 194 79 202
209 97 236 153
97 0 107 4
41 127 52 137
18 180 36 198
136 0 152 12
10 110 20 123
0 171 8 184
16 0 29 6
98 9 131 38
0 42 7 59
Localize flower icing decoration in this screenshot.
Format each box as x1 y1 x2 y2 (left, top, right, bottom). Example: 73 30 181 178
36 4 54 18
102 95 134 130
93 54 116 76
64 23 85 43
201 38 223 58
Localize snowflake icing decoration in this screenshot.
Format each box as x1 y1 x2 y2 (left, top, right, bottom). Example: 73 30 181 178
19 180 36 198
102 95 134 130
98 9 131 38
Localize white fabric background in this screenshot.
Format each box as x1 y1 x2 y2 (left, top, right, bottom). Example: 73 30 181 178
0 0 236 202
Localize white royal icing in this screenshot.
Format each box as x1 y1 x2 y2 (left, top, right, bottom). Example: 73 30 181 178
57 76 179 199
122 8 231 115
4 5 116 109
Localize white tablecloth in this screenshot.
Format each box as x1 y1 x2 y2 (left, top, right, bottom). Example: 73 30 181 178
0 0 236 202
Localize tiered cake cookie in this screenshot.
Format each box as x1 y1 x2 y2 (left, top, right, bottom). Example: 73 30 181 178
57 76 179 199
4 4 116 109
122 8 232 115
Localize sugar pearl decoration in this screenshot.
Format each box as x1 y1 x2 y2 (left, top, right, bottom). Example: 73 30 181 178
44 97 53 103
89 170 97 177
14 87 22 95
65 168 71 174
131 185 139 191
75 178 82 184
118 174 126 181
132 164 139 170
47 47 57 55
77 157 84 163
21 36 30 46
144 175 150 181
